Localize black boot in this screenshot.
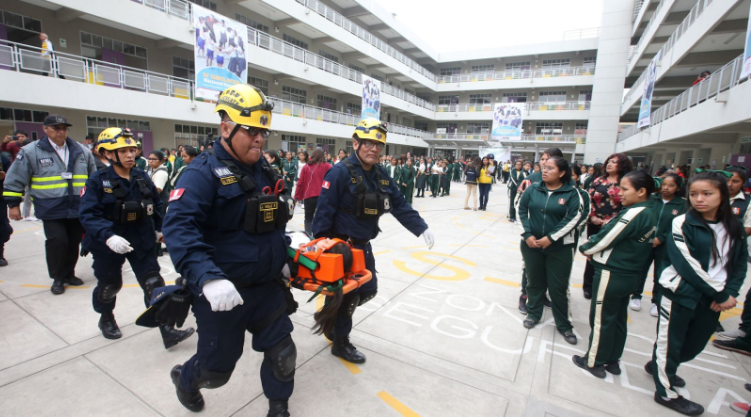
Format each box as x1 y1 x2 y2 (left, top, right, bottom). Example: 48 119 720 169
0 245 7 266
331 335 366 364
171 365 204 412
99 313 122 339
518 294 528 315
267 399 290 417
160 325 195 349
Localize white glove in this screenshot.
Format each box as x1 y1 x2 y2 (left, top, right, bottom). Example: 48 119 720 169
202 279 244 312
106 235 133 254
422 228 435 250
155 231 163 243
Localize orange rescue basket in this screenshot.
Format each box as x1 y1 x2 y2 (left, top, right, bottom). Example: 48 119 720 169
288 238 371 299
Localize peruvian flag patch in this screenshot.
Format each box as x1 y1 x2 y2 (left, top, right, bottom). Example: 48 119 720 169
558 198 566 205
322 181 330 190
169 188 185 202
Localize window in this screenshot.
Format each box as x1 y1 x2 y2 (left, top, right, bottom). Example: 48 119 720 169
345 140 354 155
466 122 490 134
85 116 151 137
235 13 269 33
81 31 147 62
319 50 339 63
348 63 364 73
316 95 337 110
316 137 336 152
471 64 494 73
414 121 428 131
539 91 567 103
542 59 571 69
506 62 531 72
188 0 217 11
416 93 431 102
469 94 492 105
283 34 308 50
282 86 307 104
282 134 307 152
370 74 384 82
1 9 42 33
438 95 459 106
346 103 361 115
436 123 457 134
174 123 217 147
575 122 588 135
249 76 269 95
502 92 527 103
440 67 461 76
579 90 592 102
583 56 597 67
173 56 195 80
535 122 563 135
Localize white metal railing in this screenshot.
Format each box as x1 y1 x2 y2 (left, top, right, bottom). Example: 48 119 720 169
2 39 193 99
138 0 191 20
436 66 595 84
433 132 587 144
296 0 436 83
618 54 749 142
628 0 666 65
435 101 591 113
633 0 645 22
562 27 601 40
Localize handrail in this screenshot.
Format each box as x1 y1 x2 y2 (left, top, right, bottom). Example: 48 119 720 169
295 0 437 83
433 133 587 144
628 0 666 66
140 0 191 20
562 28 600 40
437 66 595 84
618 54 749 143
436 101 591 113
633 0 645 22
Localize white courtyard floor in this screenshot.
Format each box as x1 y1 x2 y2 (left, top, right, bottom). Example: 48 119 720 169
0 182 750 417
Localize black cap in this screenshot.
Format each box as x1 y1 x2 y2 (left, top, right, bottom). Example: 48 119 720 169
43 114 72 127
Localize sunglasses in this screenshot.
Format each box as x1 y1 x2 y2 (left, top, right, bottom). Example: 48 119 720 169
226 121 270 139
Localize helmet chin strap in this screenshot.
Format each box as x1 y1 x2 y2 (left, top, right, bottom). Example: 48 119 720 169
224 122 243 157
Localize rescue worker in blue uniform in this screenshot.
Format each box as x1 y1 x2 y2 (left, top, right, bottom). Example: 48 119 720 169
313 118 435 364
0 153 12 266
163 85 297 417
79 127 195 347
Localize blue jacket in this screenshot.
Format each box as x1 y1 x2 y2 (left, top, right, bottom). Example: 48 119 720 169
79 166 162 257
163 143 288 291
313 154 428 241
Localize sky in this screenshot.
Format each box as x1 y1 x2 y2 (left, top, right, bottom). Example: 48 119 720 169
372 0 604 52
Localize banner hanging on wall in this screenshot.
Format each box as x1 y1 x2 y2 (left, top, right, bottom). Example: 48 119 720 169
193 4 248 101
490 103 524 140
637 50 661 129
741 3 751 80
361 75 382 120
479 146 512 162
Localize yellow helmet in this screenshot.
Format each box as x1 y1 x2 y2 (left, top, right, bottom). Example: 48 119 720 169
214 84 274 129
353 118 388 144
96 128 137 153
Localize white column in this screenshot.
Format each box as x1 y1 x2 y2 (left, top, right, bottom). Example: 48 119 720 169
584 0 635 164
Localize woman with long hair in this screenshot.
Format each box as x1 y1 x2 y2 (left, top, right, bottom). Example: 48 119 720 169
478 156 493 210
647 171 746 415
582 153 633 299
170 146 198 188
415 156 427 198
507 159 527 222
464 156 481 210
294 149 332 235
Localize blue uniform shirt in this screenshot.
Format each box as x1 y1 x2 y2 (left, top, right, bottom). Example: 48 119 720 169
163 143 287 291
79 165 162 257
313 154 427 241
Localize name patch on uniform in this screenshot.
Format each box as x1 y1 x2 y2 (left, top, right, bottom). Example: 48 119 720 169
380 180 390 186
322 180 330 189
220 176 238 185
213 167 233 178
558 198 566 205
39 157 54 167
733 207 741 215
169 188 185 202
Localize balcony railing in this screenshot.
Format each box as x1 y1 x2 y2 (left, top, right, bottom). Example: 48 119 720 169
134 0 192 20
294 0 436 83
437 66 595 84
618 54 749 143
633 0 645 22
436 101 591 113
562 27 600 40
433 133 586 144
628 0 666 65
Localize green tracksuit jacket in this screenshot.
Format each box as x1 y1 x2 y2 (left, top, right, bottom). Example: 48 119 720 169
650 194 687 245
519 181 583 252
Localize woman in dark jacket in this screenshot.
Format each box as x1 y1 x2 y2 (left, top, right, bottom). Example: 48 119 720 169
464 156 481 210
294 149 332 235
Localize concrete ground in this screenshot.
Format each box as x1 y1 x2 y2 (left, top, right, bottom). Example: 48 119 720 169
0 181 749 417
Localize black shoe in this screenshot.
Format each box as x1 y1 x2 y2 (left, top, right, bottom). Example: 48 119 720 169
523 319 536 329
712 339 751 356
157 248 165 257
518 295 528 315
560 330 577 345
51 279 65 295
267 399 290 417
654 394 704 416
583 290 592 300
171 365 204 412
644 360 685 388
543 295 552 308
572 355 606 378
160 326 195 349
604 361 621 375
0 258 7 267
99 314 122 339
65 276 84 286
745 383 751 393
331 336 366 364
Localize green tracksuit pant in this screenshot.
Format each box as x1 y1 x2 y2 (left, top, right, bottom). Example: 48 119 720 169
402 184 414 204
633 245 668 304
430 174 439 196
585 267 636 367
520 243 574 333
651 295 719 399
508 188 518 220
444 178 451 195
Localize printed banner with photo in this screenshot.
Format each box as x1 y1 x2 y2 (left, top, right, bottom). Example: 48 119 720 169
491 103 524 140
361 75 382 120
638 50 661 129
479 147 511 162
741 4 751 80
193 4 248 101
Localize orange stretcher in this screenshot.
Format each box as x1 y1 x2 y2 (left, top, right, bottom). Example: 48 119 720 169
288 238 372 299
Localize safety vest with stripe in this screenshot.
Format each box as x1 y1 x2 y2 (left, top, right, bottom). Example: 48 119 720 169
2 137 96 220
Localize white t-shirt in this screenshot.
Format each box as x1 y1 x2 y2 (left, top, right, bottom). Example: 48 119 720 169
729 193 751 229
431 165 443 175
149 167 169 191
708 222 730 284
418 164 426 174
51 141 69 166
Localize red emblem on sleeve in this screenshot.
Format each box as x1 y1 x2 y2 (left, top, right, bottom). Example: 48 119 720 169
322 181 330 190
80 186 86 197
558 198 565 205
733 207 741 215
169 188 185 202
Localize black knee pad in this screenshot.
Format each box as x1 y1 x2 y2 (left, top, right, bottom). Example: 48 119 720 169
191 366 233 390
97 281 123 303
264 335 296 383
358 290 377 306
143 273 165 301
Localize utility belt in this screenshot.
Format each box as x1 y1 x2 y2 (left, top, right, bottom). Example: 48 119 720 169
108 178 155 223
208 149 294 234
332 234 370 247
341 159 392 219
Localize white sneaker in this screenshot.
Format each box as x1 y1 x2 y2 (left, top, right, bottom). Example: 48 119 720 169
650 303 658 317
716 328 747 341
629 298 641 311
23 216 38 221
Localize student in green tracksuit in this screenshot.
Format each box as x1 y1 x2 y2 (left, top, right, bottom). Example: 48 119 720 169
507 159 527 222
647 171 746 416
282 152 297 193
442 159 452 196
400 158 416 204
386 158 401 190
631 173 686 316
429 161 442 198
518 156 582 343
454 160 463 182
571 165 592 245
573 169 657 378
